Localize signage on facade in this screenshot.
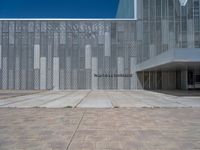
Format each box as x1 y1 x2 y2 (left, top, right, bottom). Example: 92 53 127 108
94 74 133 78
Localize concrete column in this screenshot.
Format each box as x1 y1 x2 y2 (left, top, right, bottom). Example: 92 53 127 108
155 71 157 89
92 57 98 90
142 71 144 89
105 32 111 57
168 71 176 89
85 45 92 69
162 71 169 90
40 57 46 89
181 69 188 90
53 57 59 90
149 72 151 89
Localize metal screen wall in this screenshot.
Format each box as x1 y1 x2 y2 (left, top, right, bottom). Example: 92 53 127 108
116 0 200 90
136 0 200 64
0 20 137 90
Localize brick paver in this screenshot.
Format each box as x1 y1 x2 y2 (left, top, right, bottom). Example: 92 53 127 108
0 108 200 150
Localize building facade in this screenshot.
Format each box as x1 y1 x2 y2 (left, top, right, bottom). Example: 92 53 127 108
0 0 200 90
0 20 137 90
118 0 200 90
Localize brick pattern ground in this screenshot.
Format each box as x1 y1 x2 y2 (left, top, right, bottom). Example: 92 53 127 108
0 108 200 150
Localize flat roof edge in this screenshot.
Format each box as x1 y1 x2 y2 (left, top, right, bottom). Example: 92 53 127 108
0 18 136 21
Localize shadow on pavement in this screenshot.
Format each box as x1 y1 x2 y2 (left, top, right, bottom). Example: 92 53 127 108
150 90 200 97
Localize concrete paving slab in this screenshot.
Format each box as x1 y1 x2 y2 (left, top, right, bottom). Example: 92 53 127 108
107 90 200 108
41 91 90 108
78 91 113 108
107 91 152 107
0 91 48 106
0 90 199 108
0 90 41 100
127 91 189 107
4 91 71 108
176 97 200 107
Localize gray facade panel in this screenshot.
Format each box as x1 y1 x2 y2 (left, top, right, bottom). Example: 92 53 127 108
34 69 40 90
0 45 2 69
21 69 26 90
8 70 14 89
0 20 136 90
65 57 71 89
92 57 98 89
40 57 47 90
2 57 7 89
53 57 59 90
15 57 20 90
60 69 65 90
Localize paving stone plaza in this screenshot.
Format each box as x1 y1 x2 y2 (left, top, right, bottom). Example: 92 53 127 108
0 107 200 150
0 90 200 150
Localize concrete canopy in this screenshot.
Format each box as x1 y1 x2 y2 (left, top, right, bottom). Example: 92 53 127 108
136 48 200 72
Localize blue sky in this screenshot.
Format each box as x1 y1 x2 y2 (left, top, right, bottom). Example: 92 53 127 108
0 0 119 18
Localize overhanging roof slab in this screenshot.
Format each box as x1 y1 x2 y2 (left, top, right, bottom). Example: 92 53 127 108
136 48 200 72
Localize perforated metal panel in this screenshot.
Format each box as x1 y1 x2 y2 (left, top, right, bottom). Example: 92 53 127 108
0 20 136 90
2 57 7 89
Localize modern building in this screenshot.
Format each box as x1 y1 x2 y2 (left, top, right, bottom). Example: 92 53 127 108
0 0 199 90
119 0 200 90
